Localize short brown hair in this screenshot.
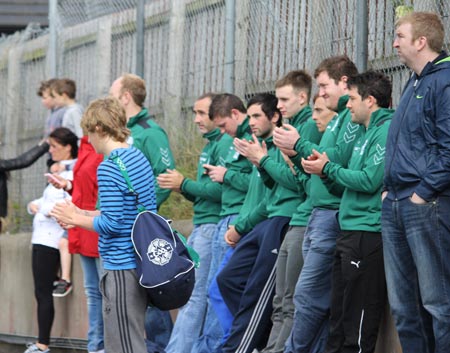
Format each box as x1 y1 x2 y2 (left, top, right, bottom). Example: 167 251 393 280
314 55 358 83
119 74 147 107
209 93 246 120
275 70 312 100
81 97 130 142
37 78 57 97
396 12 444 53
197 92 217 102
51 78 77 99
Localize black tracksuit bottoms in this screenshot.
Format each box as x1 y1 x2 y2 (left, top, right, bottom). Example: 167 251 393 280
217 216 291 353
324 231 387 353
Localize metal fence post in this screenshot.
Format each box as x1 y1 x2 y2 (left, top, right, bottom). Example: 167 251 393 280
47 0 58 77
355 0 368 72
224 0 236 93
97 18 113 96
164 0 185 130
136 0 145 78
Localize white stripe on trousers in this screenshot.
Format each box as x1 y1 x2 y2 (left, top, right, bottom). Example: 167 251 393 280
358 309 365 353
235 264 277 353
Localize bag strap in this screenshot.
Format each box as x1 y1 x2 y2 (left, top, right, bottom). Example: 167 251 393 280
174 229 200 268
110 154 146 213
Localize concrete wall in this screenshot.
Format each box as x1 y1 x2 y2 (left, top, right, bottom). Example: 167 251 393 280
0 221 402 352
0 232 89 343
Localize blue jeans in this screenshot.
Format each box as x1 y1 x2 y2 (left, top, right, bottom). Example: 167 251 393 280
145 307 173 353
79 255 104 352
382 196 450 353
191 214 237 353
285 208 340 353
166 223 217 353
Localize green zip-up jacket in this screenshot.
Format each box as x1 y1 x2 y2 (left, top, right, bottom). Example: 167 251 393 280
181 129 233 225
233 136 299 234
259 106 322 190
220 117 254 216
323 108 394 232
290 175 313 226
291 96 364 209
233 165 267 235
254 107 322 227
127 108 175 207
226 111 319 232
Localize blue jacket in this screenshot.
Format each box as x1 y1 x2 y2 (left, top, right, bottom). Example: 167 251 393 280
384 52 450 201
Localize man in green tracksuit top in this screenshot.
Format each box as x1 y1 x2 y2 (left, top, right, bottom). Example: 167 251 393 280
303 71 393 353
208 94 283 346
225 70 321 245
274 56 362 353
109 73 175 208
263 94 336 353
216 92 309 353
157 93 233 353
193 93 253 353
109 73 176 350
218 72 321 352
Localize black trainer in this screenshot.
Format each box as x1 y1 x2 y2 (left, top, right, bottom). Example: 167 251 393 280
52 279 72 297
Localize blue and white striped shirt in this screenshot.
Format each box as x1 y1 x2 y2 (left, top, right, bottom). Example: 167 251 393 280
93 146 156 270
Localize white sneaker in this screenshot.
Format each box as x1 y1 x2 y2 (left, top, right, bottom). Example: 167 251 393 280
24 343 50 353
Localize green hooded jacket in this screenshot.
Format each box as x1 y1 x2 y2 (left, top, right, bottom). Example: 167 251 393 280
323 108 393 232
258 106 322 220
127 108 175 207
291 96 364 209
181 129 233 225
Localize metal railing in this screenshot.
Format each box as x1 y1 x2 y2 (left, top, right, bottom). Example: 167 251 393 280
0 0 449 231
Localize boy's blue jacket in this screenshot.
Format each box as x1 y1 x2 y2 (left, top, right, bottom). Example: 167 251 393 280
384 52 450 201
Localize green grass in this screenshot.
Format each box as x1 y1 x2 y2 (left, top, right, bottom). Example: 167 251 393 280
158 127 205 220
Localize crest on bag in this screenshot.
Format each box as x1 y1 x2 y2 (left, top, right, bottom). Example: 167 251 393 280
147 238 173 265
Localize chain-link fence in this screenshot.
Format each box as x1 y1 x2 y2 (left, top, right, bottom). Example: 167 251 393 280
1 0 449 232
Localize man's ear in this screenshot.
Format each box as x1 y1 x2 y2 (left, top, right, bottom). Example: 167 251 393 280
271 112 281 125
339 76 349 91
366 95 377 109
297 90 308 106
416 36 427 52
230 108 240 120
121 90 132 105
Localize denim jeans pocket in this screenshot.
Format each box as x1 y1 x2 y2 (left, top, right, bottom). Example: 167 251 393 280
407 196 438 207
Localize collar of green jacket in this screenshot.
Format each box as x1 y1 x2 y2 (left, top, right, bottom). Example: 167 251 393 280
203 128 222 141
367 108 394 130
127 108 149 128
236 116 251 139
336 95 349 113
264 135 274 149
290 105 312 127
